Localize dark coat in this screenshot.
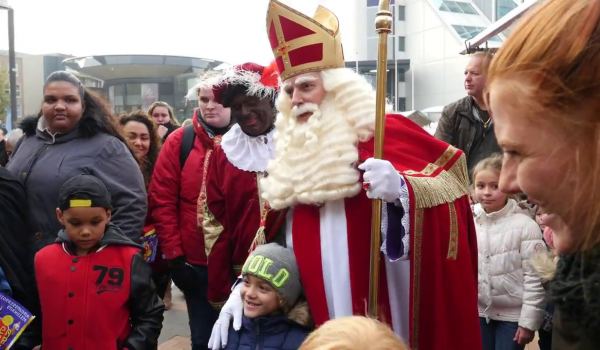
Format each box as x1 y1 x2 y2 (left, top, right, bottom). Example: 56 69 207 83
224 314 309 350
435 96 501 175
549 245 600 349
0 167 41 349
7 116 147 250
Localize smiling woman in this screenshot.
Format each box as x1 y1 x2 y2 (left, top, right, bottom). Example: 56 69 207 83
6 71 147 250
486 0 600 347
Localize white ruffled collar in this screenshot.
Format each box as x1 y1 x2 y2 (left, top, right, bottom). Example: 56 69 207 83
220 124 275 172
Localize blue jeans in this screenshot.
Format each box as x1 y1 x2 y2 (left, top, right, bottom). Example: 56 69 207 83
479 318 524 350
171 264 217 350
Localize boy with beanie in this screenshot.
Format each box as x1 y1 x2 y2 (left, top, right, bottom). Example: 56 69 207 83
223 243 310 350
33 174 164 350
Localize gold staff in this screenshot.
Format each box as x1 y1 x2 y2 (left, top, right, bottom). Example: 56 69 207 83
368 0 392 319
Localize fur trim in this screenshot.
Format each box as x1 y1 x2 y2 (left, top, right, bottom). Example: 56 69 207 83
19 115 39 136
219 68 278 101
287 299 313 328
531 251 558 282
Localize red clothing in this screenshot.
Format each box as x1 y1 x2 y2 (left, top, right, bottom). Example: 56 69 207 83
289 114 481 350
35 244 136 349
149 111 217 265
204 147 285 307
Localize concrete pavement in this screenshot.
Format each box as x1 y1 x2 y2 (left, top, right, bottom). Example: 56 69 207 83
158 285 191 350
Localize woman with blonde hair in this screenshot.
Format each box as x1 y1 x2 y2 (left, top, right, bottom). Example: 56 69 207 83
486 0 600 347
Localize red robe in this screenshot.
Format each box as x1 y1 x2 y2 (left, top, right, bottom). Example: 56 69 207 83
289 114 481 350
204 146 285 308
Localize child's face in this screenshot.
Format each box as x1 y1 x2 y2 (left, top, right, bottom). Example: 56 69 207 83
474 169 508 214
240 274 280 318
56 207 111 256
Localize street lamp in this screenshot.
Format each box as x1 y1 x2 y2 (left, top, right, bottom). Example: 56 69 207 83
0 0 17 130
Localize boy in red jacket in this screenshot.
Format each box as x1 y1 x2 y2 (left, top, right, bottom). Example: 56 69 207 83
34 174 164 350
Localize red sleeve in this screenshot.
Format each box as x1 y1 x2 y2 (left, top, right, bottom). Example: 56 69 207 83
204 149 235 308
148 129 184 260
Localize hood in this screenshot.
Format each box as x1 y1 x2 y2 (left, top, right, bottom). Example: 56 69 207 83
57 222 142 252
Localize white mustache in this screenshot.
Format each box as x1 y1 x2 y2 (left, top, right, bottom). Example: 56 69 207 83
291 103 319 119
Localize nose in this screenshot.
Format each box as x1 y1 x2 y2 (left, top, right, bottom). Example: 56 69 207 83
133 138 142 146
499 164 520 194
206 100 216 109
291 89 303 107
55 100 66 110
80 226 91 237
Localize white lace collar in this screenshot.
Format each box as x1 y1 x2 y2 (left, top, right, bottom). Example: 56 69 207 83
220 124 275 172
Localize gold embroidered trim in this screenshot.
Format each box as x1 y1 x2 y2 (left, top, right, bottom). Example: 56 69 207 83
403 151 469 209
412 209 424 350
203 205 224 257
447 202 459 260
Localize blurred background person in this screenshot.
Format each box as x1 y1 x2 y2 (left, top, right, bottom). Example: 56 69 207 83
435 51 500 176
472 154 545 349
6 71 146 250
148 73 232 350
487 0 600 347
3 127 23 162
147 101 180 142
0 126 7 166
119 110 172 309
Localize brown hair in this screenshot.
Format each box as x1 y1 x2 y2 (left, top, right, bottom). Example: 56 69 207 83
147 101 179 126
487 0 600 250
299 316 407 350
119 111 161 186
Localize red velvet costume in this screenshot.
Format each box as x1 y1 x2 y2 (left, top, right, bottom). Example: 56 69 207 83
204 142 285 308
288 114 481 350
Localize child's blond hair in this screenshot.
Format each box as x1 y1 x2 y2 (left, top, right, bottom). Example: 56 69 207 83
299 316 407 350
471 153 503 181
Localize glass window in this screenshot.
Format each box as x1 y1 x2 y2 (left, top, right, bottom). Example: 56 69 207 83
439 1 478 15
397 5 405 21
126 83 141 107
452 25 485 39
112 85 124 106
397 36 405 51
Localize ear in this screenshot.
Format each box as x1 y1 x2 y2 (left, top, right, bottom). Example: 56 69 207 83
106 209 112 222
56 208 65 225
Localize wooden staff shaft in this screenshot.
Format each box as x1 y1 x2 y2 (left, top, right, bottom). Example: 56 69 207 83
368 0 392 319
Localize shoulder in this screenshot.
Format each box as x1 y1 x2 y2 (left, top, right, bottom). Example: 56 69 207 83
443 96 471 114
35 243 62 261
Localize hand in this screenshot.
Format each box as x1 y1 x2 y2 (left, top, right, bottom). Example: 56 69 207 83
32 346 41 350
208 283 243 350
357 158 404 203
513 326 534 346
157 125 168 138
168 256 195 292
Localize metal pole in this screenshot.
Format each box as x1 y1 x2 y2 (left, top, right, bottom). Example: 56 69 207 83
7 7 17 130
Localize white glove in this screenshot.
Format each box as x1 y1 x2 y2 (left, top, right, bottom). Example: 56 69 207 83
208 283 243 350
358 158 404 203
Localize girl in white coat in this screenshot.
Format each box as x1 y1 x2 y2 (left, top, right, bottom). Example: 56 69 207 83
473 154 545 350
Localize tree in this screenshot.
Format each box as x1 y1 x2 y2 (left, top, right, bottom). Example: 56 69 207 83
0 65 9 125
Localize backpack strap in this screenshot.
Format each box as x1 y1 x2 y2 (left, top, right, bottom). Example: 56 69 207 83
179 124 195 168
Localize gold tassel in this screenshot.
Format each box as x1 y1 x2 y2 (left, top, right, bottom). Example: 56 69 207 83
404 154 470 209
248 226 267 253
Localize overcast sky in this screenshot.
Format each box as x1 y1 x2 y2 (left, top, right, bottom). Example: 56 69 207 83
0 0 359 65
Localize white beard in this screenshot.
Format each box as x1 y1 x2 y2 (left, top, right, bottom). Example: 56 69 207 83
261 94 362 209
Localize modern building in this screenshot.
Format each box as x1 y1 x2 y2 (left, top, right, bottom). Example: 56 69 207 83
63 55 224 119
353 0 525 113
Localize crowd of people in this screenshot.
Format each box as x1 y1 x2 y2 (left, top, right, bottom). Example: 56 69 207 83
0 0 598 349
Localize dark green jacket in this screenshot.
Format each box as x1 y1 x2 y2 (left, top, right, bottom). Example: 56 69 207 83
435 96 500 176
